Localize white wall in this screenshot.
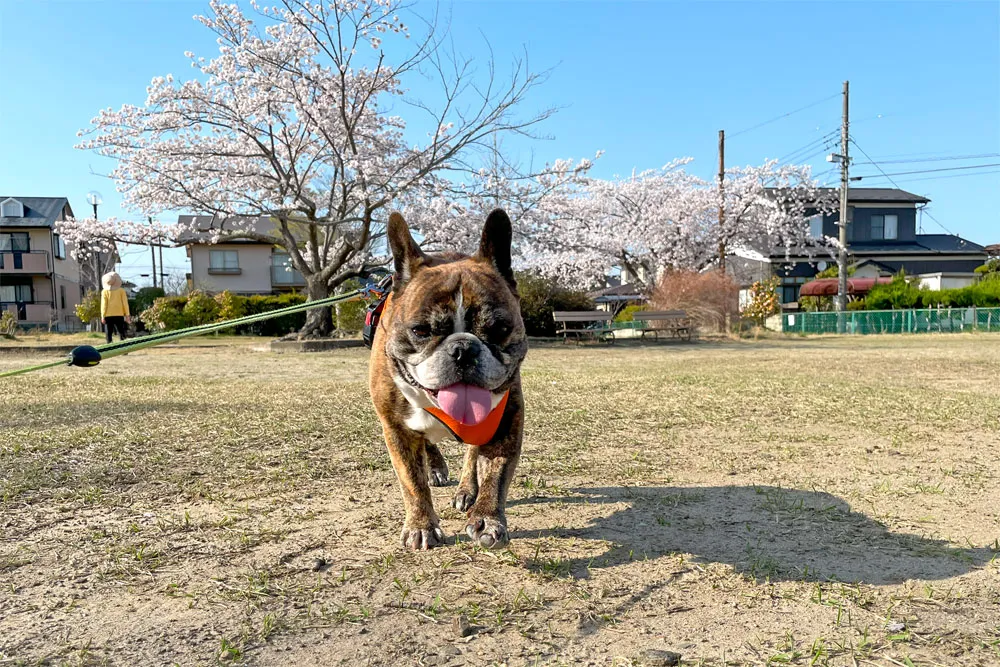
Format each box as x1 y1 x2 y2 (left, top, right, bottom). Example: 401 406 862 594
917 273 978 291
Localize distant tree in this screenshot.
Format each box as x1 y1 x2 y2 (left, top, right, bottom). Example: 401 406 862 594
743 276 781 324
73 0 570 338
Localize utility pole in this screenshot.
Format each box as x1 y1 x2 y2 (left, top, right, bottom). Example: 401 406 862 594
149 217 157 288
150 246 158 289
718 129 726 272
159 244 165 289
836 80 850 330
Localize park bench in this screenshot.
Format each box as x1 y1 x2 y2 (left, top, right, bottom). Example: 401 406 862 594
634 310 693 341
552 310 615 344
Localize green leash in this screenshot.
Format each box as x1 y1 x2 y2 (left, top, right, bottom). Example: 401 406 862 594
0 289 368 378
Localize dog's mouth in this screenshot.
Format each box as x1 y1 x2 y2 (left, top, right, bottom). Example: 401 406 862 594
395 358 438 397
393 358 495 426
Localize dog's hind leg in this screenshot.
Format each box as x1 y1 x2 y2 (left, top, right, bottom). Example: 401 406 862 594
452 445 479 511
426 443 449 487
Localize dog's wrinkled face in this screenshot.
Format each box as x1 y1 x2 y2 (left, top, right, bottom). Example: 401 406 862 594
384 210 527 418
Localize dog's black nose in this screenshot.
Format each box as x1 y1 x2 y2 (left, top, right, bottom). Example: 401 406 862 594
448 339 479 366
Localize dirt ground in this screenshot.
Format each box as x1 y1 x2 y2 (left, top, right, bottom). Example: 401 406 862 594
1 335 998 666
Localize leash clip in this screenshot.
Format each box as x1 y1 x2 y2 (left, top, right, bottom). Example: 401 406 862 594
362 274 393 349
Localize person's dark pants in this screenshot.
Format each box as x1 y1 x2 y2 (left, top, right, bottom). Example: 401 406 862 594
105 316 127 343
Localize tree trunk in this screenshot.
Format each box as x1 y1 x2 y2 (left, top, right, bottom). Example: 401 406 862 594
298 277 333 339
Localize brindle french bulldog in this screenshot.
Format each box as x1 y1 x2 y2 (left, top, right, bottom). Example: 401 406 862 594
369 209 526 550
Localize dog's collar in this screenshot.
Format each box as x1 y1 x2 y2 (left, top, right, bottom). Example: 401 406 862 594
424 390 510 447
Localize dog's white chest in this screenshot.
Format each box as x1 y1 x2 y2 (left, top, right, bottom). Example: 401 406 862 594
405 408 452 443
393 376 452 443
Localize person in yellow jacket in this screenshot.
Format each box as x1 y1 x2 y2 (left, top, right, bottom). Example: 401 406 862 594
101 271 131 343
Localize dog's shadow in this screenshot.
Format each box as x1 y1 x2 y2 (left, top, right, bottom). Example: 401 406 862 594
509 485 993 585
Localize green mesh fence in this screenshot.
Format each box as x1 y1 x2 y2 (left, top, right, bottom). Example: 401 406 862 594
783 307 1000 335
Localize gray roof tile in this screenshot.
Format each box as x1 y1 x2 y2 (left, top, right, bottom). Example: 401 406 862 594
0 197 71 228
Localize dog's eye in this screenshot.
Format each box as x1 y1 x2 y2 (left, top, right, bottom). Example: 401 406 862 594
410 324 432 338
488 323 512 340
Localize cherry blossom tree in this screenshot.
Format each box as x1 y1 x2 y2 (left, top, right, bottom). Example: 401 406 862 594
403 152 600 257
491 159 837 291
717 160 839 269
76 0 562 337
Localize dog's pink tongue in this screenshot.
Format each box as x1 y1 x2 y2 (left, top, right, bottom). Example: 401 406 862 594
436 383 492 425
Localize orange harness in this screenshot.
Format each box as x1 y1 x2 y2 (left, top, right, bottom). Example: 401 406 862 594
425 391 509 446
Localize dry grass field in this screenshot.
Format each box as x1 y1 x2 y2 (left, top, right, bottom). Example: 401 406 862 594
1 335 998 666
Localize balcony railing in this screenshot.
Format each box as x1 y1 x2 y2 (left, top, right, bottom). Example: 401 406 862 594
271 265 305 286
2 301 54 322
0 251 51 274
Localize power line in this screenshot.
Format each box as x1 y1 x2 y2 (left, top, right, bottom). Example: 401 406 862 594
729 93 840 139
849 138 955 236
850 162 1000 180
846 168 1000 185
921 210 956 237
777 129 839 163
854 152 1000 166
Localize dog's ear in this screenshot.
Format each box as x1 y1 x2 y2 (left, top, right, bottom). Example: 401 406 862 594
387 212 426 291
477 209 516 290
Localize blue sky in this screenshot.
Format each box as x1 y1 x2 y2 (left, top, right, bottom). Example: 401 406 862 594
1 1 997 286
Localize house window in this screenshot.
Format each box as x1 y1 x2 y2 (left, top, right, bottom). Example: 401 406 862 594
807 215 824 239
54 234 66 259
271 252 304 285
0 282 33 303
782 285 799 304
1 198 24 218
208 249 240 274
60 285 67 310
0 232 30 252
871 214 898 241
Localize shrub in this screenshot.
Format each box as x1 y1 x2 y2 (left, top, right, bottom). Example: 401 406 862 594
614 304 647 323
652 269 739 332
182 291 221 326
134 287 166 313
864 272 924 310
0 310 17 338
214 290 247 322
742 276 781 324
975 258 1000 282
335 280 365 332
238 293 307 336
515 271 594 337
141 296 191 331
847 299 867 311
76 290 101 324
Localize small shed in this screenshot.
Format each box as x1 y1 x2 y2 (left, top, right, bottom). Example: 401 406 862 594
587 282 648 314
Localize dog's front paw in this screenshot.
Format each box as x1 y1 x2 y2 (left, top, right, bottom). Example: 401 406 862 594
400 522 446 551
452 488 477 512
429 466 449 487
465 516 508 549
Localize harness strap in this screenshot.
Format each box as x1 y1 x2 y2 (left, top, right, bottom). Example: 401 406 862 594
424 390 510 446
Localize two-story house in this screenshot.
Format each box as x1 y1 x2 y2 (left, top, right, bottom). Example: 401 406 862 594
178 215 306 295
0 196 85 331
726 188 988 306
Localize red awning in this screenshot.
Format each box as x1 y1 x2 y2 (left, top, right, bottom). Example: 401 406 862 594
799 277 893 297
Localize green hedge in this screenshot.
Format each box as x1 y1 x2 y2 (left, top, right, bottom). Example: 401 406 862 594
141 291 309 336
862 273 1000 310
